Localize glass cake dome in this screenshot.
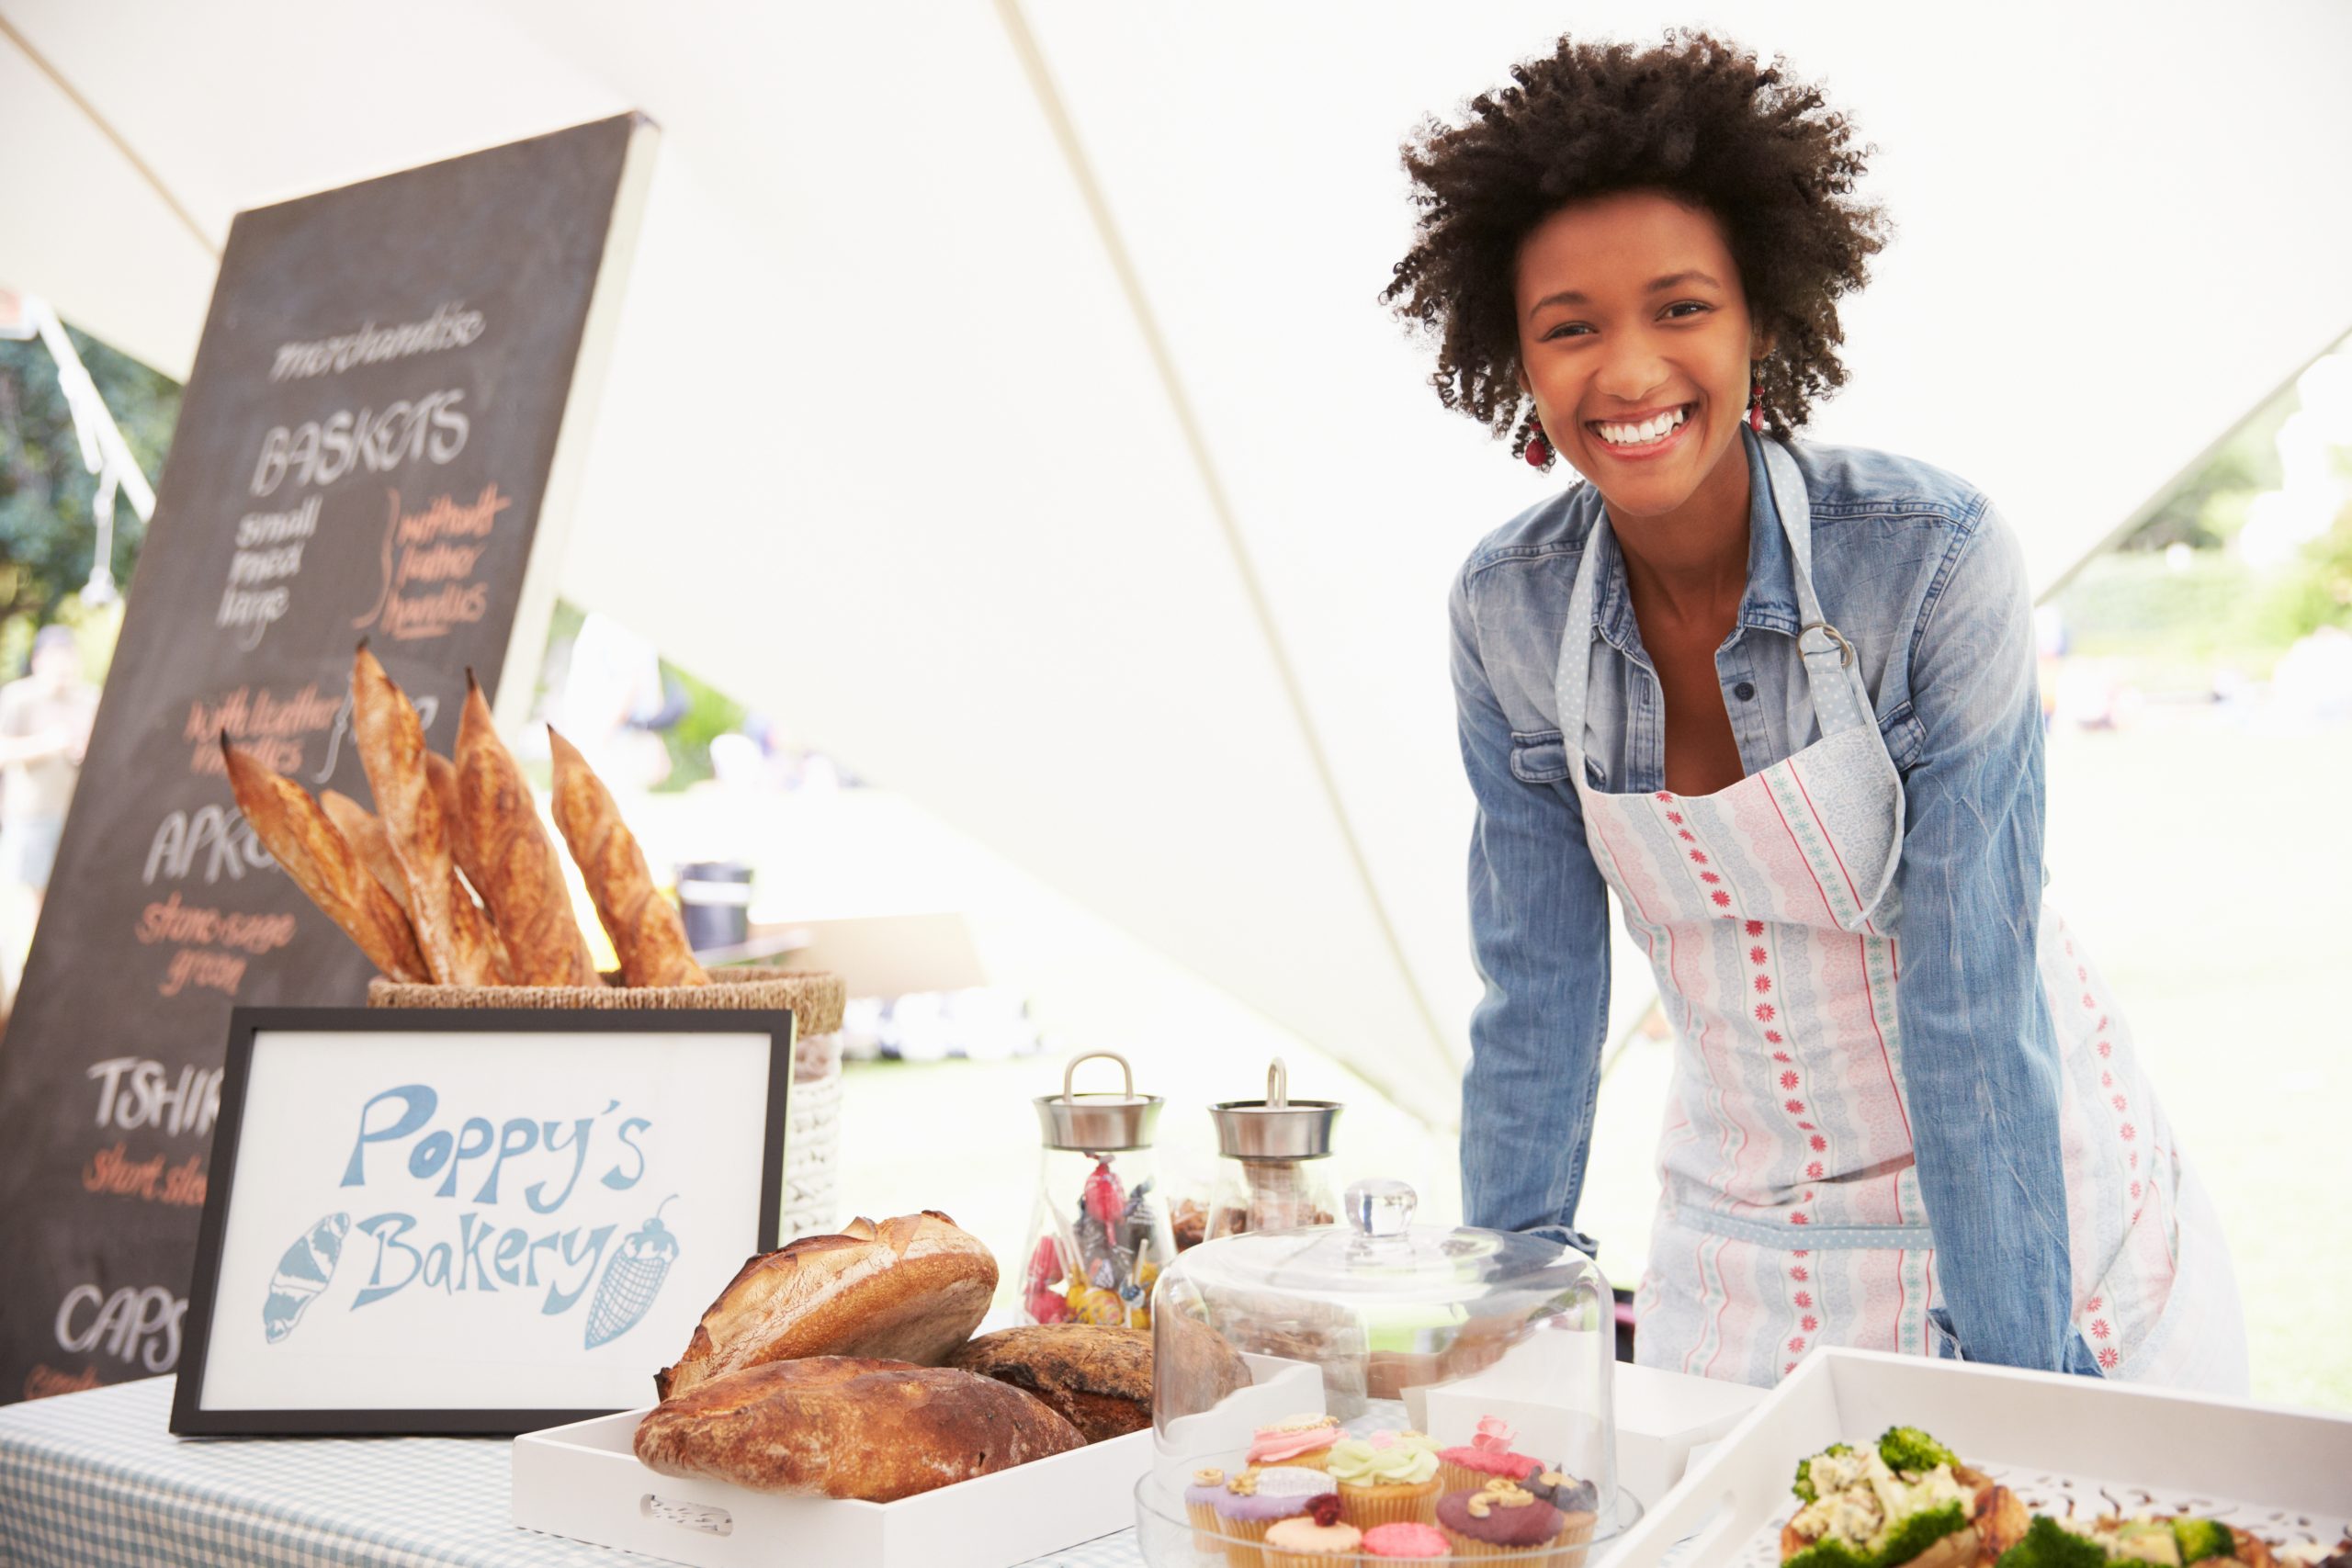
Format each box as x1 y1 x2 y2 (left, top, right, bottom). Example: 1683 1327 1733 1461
1136 1179 1635 1565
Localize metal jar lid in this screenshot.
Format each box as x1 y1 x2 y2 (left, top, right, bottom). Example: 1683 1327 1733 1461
1034 1051 1163 1154
1209 1057 1341 1162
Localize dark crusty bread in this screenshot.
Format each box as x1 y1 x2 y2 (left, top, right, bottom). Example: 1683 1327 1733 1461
654 1212 997 1400
945 1325 1153 1443
633 1357 1085 1501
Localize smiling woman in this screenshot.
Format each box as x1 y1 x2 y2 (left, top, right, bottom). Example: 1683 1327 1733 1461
1387 28 2250 1395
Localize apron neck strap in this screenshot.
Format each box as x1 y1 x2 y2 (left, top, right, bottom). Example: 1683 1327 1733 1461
1556 427 1879 773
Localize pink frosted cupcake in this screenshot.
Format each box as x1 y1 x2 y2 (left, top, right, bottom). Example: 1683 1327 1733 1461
1362 1520 1453 1559
1436 1416 1544 1495
1246 1414 1342 1472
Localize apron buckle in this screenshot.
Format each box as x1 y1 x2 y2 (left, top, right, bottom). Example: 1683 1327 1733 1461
1799 620 1855 668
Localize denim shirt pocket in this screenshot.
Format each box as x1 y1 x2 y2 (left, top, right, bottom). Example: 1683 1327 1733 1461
1508 730 1570 785
1876 699 1927 776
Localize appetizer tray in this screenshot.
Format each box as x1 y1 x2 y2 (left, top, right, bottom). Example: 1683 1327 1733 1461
1607 1348 2352 1567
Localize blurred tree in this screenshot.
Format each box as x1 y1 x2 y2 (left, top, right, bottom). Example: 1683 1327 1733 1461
0 322 177 670
2122 399 2290 552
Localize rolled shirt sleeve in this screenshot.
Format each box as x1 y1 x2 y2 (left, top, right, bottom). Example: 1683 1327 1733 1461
1452 564 1615 1258
1893 500 2101 1375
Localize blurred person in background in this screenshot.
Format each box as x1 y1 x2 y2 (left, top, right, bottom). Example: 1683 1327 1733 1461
0 626 97 1004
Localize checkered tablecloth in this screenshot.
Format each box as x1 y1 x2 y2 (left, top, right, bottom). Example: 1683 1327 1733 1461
0 1376 1144 1568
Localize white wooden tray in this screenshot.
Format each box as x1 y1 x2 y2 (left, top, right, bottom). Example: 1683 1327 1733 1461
513 1404 1147 1568
1605 1348 2352 1567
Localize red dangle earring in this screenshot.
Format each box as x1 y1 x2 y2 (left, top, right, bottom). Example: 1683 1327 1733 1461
1525 421 1552 468
1520 406 1554 469
1748 375 1766 433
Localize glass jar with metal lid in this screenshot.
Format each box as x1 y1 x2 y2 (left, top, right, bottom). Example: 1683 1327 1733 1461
1136 1178 1632 1564
1205 1057 1342 1242
1018 1051 1178 1329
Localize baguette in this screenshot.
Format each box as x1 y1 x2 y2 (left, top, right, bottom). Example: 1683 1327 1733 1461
222 739 427 982
349 644 505 986
455 673 596 986
547 726 707 987
318 789 412 919
424 751 472 888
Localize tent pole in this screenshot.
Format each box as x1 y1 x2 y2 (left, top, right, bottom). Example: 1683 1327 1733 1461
0 15 219 261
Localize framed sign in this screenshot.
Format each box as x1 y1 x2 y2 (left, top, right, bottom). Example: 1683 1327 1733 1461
172 1007 789 1436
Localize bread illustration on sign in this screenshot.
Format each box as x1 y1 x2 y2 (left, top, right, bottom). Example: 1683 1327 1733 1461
633 1357 1086 1503
653 1211 997 1400
220 643 712 994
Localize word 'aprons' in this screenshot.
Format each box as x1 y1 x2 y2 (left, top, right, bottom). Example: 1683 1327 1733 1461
1557 439 2246 1393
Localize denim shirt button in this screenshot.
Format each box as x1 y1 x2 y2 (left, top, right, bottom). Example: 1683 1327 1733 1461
1732 680 1758 701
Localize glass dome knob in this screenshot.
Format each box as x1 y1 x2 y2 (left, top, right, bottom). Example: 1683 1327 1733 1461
1343 1178 1416 1237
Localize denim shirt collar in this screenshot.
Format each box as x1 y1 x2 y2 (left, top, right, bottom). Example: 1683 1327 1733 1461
1591 424 1804 666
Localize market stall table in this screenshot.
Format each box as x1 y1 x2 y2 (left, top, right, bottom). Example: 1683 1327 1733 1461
0 1377 1142 1568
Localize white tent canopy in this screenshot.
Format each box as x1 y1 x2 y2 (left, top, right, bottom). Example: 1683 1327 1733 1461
5 1 2346 1120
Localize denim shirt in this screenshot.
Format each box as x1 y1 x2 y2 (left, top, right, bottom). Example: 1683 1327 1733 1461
1452 425 2101 1378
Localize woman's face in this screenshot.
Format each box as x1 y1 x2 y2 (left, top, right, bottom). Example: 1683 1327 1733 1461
1514 189 1767 520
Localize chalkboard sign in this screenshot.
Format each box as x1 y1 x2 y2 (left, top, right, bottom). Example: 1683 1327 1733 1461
0 114 658 1404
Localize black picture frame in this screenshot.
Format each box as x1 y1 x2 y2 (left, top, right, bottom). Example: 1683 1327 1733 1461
171 1006 792 1438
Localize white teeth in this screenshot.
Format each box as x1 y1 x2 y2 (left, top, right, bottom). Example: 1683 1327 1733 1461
1595 406 1689 446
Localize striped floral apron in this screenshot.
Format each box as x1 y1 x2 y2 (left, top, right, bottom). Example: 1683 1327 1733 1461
1559 439 2246 1393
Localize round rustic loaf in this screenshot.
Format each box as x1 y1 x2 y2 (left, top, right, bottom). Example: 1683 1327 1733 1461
945 1325 1153 1442
654 1211 996 1400
633 1357 1085 1501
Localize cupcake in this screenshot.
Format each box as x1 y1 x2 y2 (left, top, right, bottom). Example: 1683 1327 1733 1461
1214 1465 1332 1568
1362 1521 1453 1560
1523 1470 1600 1565
1247 1414 1343 1472
1523 1470 1597 1516
1328 1429 1442 1530
1437 1416 1544 1495
1263 1495 1363 1567
1437 1477 1567 1561
1185 1466 1231 1550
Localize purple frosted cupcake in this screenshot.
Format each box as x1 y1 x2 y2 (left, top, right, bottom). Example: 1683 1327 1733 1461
1214 1466 1329 1568
1437 1477 1566 1560
1524 1470 1598 1515
1185 1466 1231 1550
1524 1469 1600 1564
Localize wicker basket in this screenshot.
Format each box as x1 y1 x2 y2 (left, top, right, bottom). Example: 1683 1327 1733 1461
367 966 846 1238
